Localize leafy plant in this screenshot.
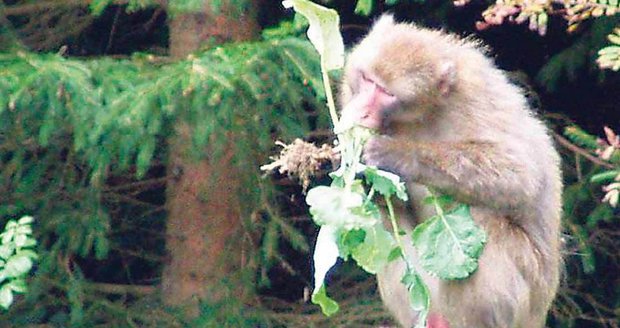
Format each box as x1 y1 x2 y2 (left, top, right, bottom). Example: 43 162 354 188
0 216 37 310
598 27 620 71
457 0 619 35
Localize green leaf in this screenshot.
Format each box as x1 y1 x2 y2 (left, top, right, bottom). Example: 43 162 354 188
590 170 619 183
15 250 38 261
365 166 408 201
0 284 13 310
0 245 13 260
306 185 380 229
1 222 15 244
402 268 430 328
14 234 27 249
351 225 396 274
311 285 339 316
401 269 430 312
94 235 110 260
330 175 345 187
20 238 36 249
16 216 33 225
354 0 373 15
15 225 32 236
412 205 486 279
136 138 155 178
423 194 455 207
7 279 27 293
4 255 33 278
89 0 114 16
564 126 599 150
337 229 366 259
387 246 402 262
572 225 596 274
282 0 345 70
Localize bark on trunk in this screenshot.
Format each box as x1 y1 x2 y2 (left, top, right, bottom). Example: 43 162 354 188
161 2 258 315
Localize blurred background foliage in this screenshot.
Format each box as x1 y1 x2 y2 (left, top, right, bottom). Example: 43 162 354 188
0 0 618 327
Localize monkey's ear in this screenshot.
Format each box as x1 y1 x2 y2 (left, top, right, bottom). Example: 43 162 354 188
438 61 457 95
371 14 396 35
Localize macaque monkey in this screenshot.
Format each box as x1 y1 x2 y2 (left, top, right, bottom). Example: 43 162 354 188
339 15 562 328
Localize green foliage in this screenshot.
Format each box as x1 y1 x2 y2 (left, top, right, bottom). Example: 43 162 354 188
90 0 247 15
283 0 345 71
564 125 600 150
311 285 340 316
0 216 37 310
412 201 485 280
191 293 270 327
0 37 325 325
562 126 620 275
262 18 308 40
598 27 620 70
355 0 374 15
348 225 396 274
351 0 423 15
401 269 429 319
537 16 619 91
364 166 408 201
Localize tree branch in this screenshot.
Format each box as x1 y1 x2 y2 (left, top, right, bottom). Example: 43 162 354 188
553 132 614 169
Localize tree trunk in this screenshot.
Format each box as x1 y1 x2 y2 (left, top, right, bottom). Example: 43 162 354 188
161 1 258 315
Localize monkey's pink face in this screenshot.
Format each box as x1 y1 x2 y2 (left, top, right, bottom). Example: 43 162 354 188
340 71 399 130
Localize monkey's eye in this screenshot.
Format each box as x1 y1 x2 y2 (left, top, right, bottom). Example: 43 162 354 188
377 84 394 97
360 73 394 97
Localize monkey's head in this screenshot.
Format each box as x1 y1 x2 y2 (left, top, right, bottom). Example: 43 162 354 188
340 15 462 131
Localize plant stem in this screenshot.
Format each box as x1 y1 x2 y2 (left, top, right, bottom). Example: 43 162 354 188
386 195 404 252
430 190 464 254
365 187 376 205
321 59 339 127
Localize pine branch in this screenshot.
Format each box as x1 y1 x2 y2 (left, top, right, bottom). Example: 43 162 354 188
554 132 614 169
2 0 92 16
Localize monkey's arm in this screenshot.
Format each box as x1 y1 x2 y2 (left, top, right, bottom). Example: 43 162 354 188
364 137 538 213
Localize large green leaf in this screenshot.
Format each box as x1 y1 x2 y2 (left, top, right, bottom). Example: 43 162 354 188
282 0 344 70
365 166 408 201
412 205 486 279
350 225 396 274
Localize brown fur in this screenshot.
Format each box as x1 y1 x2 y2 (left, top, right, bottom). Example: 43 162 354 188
339 15 562 328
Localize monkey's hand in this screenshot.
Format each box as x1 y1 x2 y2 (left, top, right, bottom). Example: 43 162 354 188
362 136 417 178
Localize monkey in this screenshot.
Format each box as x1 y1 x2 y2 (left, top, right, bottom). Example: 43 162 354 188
338 15 562 328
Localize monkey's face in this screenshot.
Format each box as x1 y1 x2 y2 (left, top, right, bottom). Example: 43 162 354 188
340 16 458 133
340 69 400 130
340 54 445 132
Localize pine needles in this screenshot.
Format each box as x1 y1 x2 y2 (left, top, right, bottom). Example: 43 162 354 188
0 37 326 326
